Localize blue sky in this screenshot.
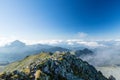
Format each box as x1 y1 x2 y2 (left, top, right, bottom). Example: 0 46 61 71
0 0 120 41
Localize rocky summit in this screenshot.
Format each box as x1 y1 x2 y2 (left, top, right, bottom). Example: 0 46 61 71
0 52 114 80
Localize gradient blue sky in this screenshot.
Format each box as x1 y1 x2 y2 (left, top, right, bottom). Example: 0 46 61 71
0 0 120 40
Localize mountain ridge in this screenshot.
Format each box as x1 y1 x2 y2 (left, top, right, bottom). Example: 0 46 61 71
0 52 114 80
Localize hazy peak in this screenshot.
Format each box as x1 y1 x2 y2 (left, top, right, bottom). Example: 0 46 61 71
7 40 26 47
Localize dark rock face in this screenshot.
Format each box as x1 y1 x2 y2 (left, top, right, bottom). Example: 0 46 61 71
0 53 113 80
109 75 116 80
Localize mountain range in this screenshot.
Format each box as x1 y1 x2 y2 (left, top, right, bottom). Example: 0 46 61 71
0 40 93 63
1 40 120 67
0 40 70 63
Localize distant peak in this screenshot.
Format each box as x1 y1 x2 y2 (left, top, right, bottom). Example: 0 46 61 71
12 40 22 43
11 40 25 44
7 40 26 47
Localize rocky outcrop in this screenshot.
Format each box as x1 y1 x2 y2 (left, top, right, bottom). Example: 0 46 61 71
109 75 116 80
0 52 114 80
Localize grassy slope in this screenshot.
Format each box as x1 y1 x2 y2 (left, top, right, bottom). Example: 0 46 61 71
4 53 51 72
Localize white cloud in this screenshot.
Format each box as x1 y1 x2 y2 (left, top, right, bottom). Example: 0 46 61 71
19 39 105 48
76 41 103 47
10 39 106 48
23 40 64 45
39 40 63 45
0 35 119 49
0 35 17 46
